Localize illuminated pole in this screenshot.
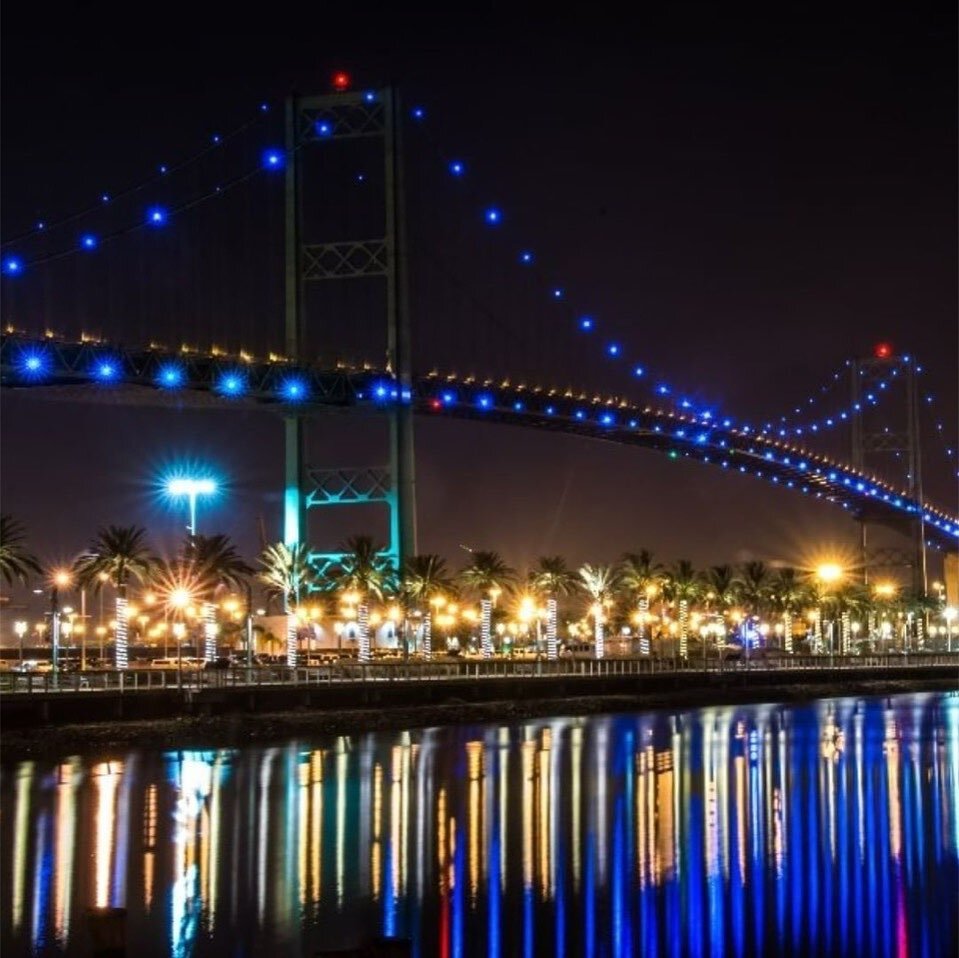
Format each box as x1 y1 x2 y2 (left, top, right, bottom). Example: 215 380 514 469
422 611 432 659
783 610 793 654
593 604 605 660
167 477 216 538
203 604 217 663
14 620 27 668
638 591 650 655
678 600 689 660
357 602 371 663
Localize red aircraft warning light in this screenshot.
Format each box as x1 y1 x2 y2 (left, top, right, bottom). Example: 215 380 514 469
332 71 352 92
874 342 893 359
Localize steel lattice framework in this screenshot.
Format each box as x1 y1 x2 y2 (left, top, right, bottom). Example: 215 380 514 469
3 332 956 553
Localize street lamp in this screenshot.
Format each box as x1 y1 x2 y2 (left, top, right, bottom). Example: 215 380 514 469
50 570 71 689
166 477 216 537
13 620 27 668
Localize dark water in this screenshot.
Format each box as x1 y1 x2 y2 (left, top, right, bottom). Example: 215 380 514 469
2 693 957 957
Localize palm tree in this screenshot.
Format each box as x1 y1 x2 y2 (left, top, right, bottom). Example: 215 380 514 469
663 560 701 659
702 564 740 657
824 583 870 654
183 534 254 662
403 554 456 658
737 561 771 622
619 550 664 655
768 567 807 653
578 563 619 659
73 525 157 669
331 535 397 662
531 556 579 659
0 514 42 587
459 550 516 658
259 542 317 666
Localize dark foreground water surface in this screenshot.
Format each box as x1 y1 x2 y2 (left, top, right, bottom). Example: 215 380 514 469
2 693 957 957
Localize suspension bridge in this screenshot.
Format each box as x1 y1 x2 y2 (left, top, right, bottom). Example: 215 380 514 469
1 78 956 589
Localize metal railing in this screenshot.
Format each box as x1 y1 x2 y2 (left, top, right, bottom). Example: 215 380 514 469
2 652 957 695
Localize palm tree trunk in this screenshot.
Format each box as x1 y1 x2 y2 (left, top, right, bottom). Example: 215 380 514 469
841 612 850 655
783 611 793 654
594 613 604 659
638 596 649 655
285 592 298 668
546 597 558 660
480 598 492 659
115 582 129 670
203 601 217 663
358 603 371 662
679 600 689 659
422 610 432 659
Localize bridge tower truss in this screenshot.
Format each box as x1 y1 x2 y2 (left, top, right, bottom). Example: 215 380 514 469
850 352 925 592
283 87 416 573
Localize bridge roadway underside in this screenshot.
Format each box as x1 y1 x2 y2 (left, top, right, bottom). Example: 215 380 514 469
3 665 956 735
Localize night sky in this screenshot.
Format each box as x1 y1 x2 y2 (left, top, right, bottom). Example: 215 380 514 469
1 3 956 613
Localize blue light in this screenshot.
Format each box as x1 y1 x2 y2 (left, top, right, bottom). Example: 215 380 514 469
411 107 425 120
579 316 593 331
722 419 732 427
680 399 692 409
441 391 455 405
17 349 47 379
449 161 465 176
363 91 376 102
262 148 284 170
633 365 644 377
212 134 221 144
356 173 366 182
575 410 585 420
696 433 708 444
156 363 184 389
159 165 168 174
281 377 308 402
606 343 620 357
100 193 110 203
315 119 334 137
545 406 555 415
260 102 270 112
701 410 712 420
657 384 669 395
80 233 98 251
484 207 502 225
601 413 614 426
374 383 389 399
93 359 118 381
477 393 493 409
552 288 565 300
520 251 534 264
3 256 23 276
146 205 168 227
36 221 44 230
513 401 524 411
216 371 247 397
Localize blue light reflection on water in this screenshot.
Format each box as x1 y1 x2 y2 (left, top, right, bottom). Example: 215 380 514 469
1 693 957 957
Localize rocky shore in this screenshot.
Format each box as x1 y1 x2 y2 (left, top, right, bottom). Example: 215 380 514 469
3 675 954 762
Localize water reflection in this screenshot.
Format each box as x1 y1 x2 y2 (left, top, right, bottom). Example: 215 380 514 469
2 693 957 957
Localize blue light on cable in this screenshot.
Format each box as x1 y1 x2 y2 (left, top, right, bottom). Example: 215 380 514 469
600 413 614 426
553 288 563 299
449 161 465 176
212 134 221 144
146 206 168 227
513 401 524 411
281 377 308 402
484 207 502 225
101 193 110 203
80 234 98 251
92 358 119 382
315 120 334 137
411 107 425 120
607 343 620 357
477 393 493 409
262 148 284 170
441 391 456 405
520 251 534 264
373 382 390 400
363 91 376 103
156 363 184 389
216 371 247 397
159 165 168 174
36 221 44 230
633 365 644 377
657 384 669 395
3 256 23 276
17 349 47 379
575 410 586 420
579 317 594 331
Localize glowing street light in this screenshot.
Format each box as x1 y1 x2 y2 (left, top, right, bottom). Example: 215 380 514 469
13 620 27 667
166 477 216 537
816 563 843 585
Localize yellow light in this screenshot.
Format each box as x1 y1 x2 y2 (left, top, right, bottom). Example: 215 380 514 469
429 595 447 610
53 570 71 588
126 605 139 619
874 582 897 598
518 596 536 622
387 605 401 620
816 563 842 584
222 598 239 614
143 592 156 606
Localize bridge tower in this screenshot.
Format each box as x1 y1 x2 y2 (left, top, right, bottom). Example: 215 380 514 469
283 82 416 573
850 343 925 592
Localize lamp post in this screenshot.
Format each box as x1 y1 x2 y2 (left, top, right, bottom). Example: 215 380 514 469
14 620 27 668
166 477 216 538
50 570 71 690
